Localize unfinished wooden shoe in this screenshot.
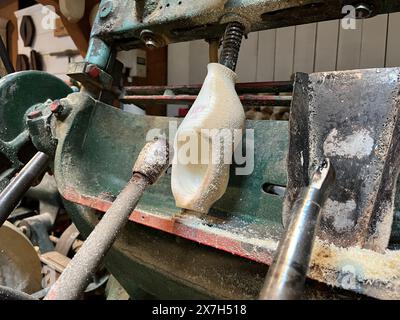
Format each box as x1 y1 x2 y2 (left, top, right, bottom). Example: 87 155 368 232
171 63 245 213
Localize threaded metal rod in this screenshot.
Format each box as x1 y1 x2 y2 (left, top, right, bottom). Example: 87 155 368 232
219 22 245 71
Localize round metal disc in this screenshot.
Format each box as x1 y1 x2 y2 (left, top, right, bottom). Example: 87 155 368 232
0 221 42 294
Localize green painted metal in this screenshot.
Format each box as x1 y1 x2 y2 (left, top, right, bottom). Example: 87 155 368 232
64 201 351 299
85 37 112 70
0 71 72 191
88 0 400 53
51 93 287 244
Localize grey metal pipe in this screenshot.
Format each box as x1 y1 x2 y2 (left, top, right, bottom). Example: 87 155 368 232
259 159 335 300
45 138 169 300
0 151 49 228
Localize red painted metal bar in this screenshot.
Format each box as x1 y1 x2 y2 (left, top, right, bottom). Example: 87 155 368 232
121 94 292 107
124 81 293 95
63 187 275 266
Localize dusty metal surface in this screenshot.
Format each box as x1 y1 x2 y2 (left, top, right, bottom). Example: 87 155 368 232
45 138 169 300
260 159 335 300
65 201 361 300
285 69 400 252
0 71 71 191
90 0 400 50
34 89 399 299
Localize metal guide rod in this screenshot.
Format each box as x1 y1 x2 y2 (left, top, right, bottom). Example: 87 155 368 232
0 151 49 228
45 138 169 300
259 159 335 300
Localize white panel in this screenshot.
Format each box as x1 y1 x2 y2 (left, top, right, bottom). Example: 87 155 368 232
274 26 295 81
167 42 190 117
15 4 56 36
314 20 339 72
18 31 77 56
360 15 388 68
189 39 208 84
336 20 363 70
168 42 190 85
235 32 258 82
293 23 316 74
256 29 276 81
41 54 69 74
386 12 400 67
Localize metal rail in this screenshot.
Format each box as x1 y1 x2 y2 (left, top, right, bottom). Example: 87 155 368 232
124 81 293 95
121 94 292 107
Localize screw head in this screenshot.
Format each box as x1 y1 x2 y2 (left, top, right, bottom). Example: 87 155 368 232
355 3 373 19
140 30 164 49
99 1 113 18
50 100 63 113
27 110 42 119
86 64 101 78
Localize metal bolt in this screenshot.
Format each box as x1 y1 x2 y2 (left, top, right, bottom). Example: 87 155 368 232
99 1 113 18
49 100 63 114
86 64 101 78
355 3 373 19
27 110 42 119
140 30 164 49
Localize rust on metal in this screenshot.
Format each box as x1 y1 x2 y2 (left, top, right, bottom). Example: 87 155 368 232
121 94 292 107
125 81 293 95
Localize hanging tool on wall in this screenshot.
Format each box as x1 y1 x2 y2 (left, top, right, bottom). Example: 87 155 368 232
16 54 30 71
259 159 335 300
20 15 35 47
30 50 43 71
45 137 169 300
0 35 14 74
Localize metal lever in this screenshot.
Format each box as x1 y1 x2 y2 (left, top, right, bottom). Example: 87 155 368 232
259 159 335 300
0 151 49 228
45 138 169 300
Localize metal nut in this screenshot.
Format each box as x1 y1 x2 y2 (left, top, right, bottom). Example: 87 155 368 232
355 3 373 19
140 30 165 49
49 100 63 114
27 110 42 119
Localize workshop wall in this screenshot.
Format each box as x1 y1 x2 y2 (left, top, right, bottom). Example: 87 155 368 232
168 12 400 85
15 4 82 81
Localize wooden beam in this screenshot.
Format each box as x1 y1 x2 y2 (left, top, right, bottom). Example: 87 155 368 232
36 0 99 57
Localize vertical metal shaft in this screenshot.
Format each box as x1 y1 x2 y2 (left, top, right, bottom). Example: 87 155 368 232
0 35 15 74
219 22 245 71
45 174 149 300
259 159 335 300
0 151 49 228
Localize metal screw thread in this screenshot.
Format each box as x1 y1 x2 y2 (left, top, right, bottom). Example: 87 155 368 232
219 22 245 71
